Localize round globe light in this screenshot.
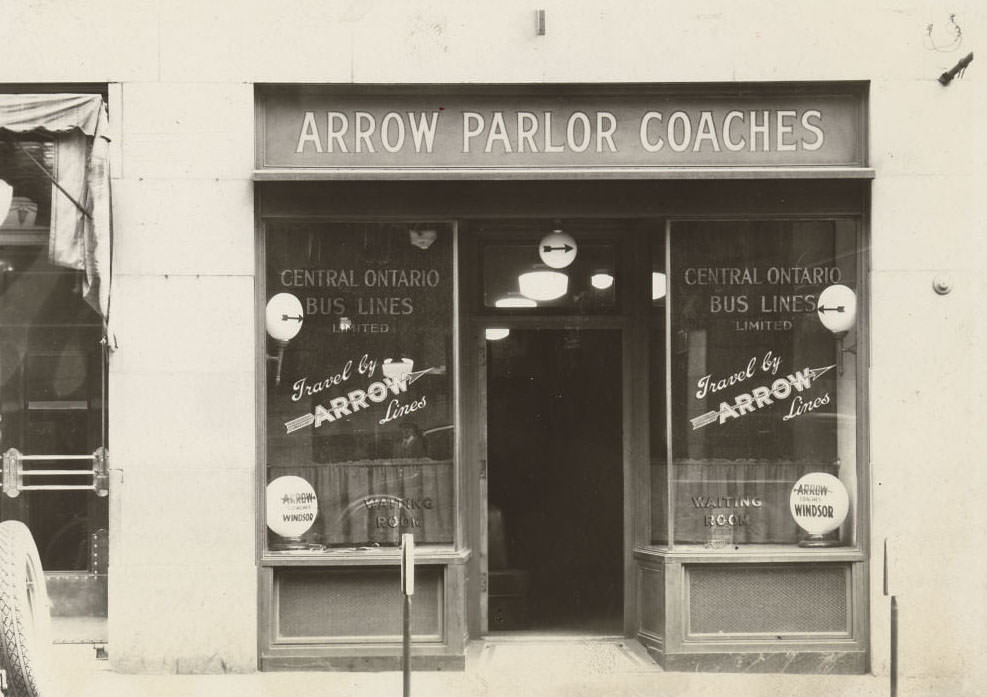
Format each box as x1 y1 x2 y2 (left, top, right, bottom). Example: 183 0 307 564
590 273 614 290
816 284 857 335
538 230 578 269
265 293 304 342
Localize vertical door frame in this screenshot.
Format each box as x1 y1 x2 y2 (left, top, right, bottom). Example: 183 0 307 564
460 218 659 638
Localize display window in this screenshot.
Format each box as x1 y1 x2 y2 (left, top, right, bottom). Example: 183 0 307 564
651 219 862 548
0 130 109 626
263 221 456 551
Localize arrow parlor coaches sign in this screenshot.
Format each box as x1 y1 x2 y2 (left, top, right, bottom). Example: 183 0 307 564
255 84 869 177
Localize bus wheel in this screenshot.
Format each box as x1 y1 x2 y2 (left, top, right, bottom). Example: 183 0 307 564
0 521 54 697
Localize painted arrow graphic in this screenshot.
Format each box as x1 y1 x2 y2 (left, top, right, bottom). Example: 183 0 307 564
689 364 836 431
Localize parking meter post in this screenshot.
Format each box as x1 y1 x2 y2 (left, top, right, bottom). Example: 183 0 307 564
401 533 414 697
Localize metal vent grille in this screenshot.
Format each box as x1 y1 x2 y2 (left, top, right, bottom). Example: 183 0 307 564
688 564 848 635
277 566 441 640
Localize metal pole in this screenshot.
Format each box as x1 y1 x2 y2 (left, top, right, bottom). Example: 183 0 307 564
401 533 414 697
403 592 411 697
890 596 898 697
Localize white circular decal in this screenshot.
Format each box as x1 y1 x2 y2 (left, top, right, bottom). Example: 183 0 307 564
789 472 849 536
538 230 577 269
266 476 318 538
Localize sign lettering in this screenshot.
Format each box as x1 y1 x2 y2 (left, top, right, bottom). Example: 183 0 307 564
259 90 865 170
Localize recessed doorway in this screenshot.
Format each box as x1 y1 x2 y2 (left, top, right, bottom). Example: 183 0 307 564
485 328 623 635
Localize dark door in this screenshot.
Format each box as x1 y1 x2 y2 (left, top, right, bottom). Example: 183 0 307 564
486 328 623 634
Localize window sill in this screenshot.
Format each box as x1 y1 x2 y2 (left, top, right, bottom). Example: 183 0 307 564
260 546 470 567
634 544 866 564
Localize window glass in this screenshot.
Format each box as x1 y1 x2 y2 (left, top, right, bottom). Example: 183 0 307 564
667 220 859 548
482 233 616 312
264 222 455 550
0 139 54 229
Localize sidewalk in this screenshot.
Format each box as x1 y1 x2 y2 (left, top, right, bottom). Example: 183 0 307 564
55 639 898 697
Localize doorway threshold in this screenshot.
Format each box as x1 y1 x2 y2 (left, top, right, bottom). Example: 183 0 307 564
485 631 626 642
470 635 662 675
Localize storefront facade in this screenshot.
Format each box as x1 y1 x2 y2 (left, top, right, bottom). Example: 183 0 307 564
0 2 984 694
254 83 872 671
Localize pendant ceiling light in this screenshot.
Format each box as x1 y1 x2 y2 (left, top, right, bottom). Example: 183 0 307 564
590 272 614 290
518 269 568 302
0 180 11 224
495 294 538 308
485 328 510 341
652 272 667 300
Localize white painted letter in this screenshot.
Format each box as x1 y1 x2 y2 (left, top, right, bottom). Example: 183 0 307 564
692 111 721 152
380 112 406 153
667 111 691 152
408 112 439 152
596 111 617 152
749 110 770 152
640 111 664 152
776 110 797 152
355 112 376 153
296 111 323 153
326 112 349 153
516 111 539 152
566 111 591 153
542 111 564 153
462 112 484 152
801 110 824 151
485 111 513 153
722 110 745 151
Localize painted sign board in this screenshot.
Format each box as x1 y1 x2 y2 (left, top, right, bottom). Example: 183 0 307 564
256 85 867 174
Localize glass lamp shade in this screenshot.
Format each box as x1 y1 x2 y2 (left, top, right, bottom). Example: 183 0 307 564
485 328 510 341
817 284 857 335
518 270 568 301
495 295 537 308
651 272 667 300
265 293 305 342
590 273 614 290
0 180 11 223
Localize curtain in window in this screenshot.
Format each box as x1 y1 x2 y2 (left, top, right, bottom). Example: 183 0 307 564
0 94 112 322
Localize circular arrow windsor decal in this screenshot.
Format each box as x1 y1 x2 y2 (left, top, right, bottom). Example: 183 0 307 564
266 476 318 538
789 472 849 536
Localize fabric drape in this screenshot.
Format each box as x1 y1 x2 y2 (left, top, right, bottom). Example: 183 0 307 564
270 459 455 548
0 94 112 321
